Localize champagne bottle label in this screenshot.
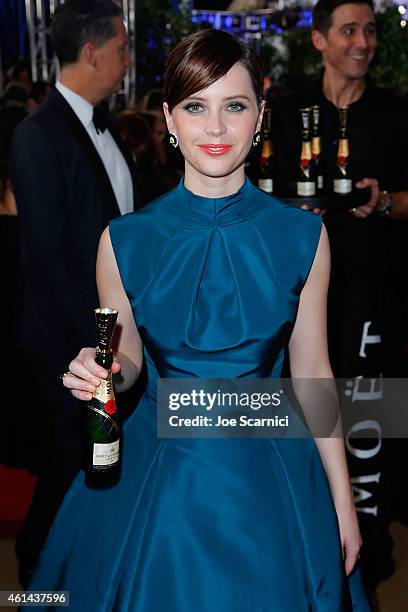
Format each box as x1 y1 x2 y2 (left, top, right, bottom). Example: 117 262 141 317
297 181 316 197
92 440 120 466
334 179 352 194
258 178 273 193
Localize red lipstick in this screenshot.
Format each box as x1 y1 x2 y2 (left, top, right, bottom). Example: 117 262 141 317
198 144 232 156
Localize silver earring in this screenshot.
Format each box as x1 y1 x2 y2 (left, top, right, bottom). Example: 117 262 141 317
252 131 261 147
169 133 179 148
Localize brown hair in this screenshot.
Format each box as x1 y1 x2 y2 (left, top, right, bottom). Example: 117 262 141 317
164 29 264 112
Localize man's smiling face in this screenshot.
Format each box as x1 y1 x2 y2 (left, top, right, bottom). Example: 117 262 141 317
313 3 377 82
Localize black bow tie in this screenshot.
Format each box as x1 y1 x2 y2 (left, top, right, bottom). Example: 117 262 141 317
92 102 109 134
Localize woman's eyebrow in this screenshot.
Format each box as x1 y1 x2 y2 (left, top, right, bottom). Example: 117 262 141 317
184 95 251 101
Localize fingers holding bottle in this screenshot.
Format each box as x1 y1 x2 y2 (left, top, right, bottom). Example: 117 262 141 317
62 347 120 401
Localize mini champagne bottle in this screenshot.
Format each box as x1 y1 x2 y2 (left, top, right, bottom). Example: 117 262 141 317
258 108 274 194
311 105 323 191
297 108 316 197
85 308 121 485
333 106 352 195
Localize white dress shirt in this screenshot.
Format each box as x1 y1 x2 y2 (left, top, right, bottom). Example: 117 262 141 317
56 81 133 215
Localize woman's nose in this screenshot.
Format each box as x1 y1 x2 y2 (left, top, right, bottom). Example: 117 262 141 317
205 113 227 137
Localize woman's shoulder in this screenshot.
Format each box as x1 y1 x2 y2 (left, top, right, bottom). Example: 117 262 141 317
250 183 322 234
110 186 178 233
248 185 323 294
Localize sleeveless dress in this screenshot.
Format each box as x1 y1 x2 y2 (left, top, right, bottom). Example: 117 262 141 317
29 179 370 611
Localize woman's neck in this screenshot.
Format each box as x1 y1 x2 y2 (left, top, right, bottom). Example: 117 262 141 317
184 163 245 198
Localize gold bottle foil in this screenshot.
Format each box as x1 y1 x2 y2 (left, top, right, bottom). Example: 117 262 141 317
261 140 274 161
95 308 118 351
337 138 350 159
90 307 119 430
312 136 321 158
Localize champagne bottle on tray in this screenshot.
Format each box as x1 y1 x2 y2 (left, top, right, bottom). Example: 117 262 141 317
297 108 316 197
333 106 352 195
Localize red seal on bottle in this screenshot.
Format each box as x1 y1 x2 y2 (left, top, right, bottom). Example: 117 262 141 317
105 399 117 415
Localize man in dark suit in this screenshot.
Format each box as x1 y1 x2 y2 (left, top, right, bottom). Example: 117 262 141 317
9 0 138 586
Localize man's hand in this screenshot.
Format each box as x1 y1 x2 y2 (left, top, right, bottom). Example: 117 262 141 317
351 178 379 218
300 204 327 216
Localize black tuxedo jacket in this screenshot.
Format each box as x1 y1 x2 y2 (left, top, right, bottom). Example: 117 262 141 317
10 88 139 377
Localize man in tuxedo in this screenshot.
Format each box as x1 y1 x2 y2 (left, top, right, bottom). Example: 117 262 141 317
9 0 138 586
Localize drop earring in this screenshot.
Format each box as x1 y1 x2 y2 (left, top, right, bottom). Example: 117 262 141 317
169 133 179 148
252 131 261 147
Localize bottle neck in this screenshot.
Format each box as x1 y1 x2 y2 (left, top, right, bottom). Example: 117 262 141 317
95 349 113 369
301 140 312 158
261 139 273 158
312 135 321 158
337 136 349 159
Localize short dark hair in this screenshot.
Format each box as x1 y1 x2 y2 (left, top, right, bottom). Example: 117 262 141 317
50 0 123 66
164 29 264 112
313 0 374 34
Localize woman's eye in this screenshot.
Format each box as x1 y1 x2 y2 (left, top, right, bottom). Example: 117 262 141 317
184 103 203 113
227 102 246 112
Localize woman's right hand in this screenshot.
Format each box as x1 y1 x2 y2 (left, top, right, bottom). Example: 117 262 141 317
62 347 121 401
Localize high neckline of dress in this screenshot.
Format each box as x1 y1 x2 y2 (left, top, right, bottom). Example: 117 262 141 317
176 177 252 227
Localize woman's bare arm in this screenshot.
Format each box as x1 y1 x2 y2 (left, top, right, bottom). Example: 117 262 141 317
289 226 361 574
64 226 143 399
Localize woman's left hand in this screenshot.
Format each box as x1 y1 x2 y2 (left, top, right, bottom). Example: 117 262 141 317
336 501 362 575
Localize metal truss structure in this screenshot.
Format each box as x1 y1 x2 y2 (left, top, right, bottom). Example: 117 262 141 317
24 0 137 104
25 0 60 83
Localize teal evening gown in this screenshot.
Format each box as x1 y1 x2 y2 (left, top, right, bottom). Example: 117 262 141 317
29 179 370 611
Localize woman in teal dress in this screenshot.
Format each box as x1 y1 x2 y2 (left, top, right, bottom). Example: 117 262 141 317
31 29 370 611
